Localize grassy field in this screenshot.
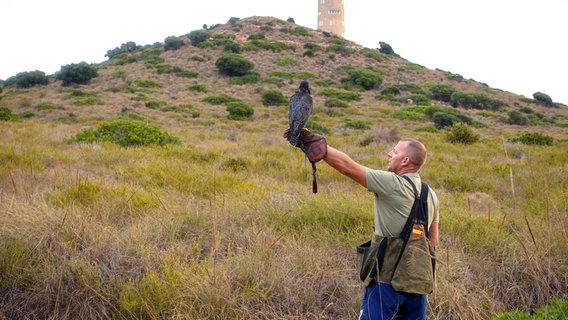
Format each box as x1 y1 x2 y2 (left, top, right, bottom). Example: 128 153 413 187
1 110 566 319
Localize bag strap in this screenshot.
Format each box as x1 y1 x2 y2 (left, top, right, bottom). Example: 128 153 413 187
400 175 429 239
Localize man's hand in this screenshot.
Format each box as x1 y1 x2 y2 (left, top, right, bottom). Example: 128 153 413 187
283 128 327 162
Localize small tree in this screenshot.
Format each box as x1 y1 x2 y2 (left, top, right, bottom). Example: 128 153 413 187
378 42 395 55
164 36 184 51
445 123 479 144
105 41 141 59
55 62 98 85
215 53 254 76
187 29 211 46
4 71 48 88
532 92 553 107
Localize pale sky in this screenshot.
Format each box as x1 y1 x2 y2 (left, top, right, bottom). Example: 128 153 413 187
1 0 566 104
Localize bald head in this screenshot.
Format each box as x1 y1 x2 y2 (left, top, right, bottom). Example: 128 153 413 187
399 138 427 170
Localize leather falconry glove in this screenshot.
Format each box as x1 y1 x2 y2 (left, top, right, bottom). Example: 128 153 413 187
283 128 328 193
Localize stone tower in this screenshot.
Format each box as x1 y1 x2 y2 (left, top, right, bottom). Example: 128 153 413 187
317 0 345 37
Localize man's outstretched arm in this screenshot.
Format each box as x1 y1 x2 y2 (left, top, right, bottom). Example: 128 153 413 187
323 146 367 188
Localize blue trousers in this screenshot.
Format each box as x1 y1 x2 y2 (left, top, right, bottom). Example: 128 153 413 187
358 282 426 320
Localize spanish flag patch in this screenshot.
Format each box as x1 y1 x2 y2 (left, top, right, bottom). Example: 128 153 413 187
412 226 424 238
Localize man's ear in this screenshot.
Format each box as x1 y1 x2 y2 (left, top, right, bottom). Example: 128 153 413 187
401 156 411 166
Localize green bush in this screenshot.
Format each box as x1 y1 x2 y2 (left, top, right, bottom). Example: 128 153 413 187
187 84 208 93
74 119 180 147
134 80 161 88
35 102 59 110
4 70 49 88
105 41 141 59
226 101 253 120
202 94 238 105
261 90 287 106
164 36 185 51
429 84 456 102
215 53 255 76
444 123 479 144
378 41 395 55
228 72 261 85
275 56 298 67
509 132 553 146
450 91 504 110
407 94 431 106
532 92 553 107
0 107 18 121
492 296 568 319
504 110 529 125
432 112 463 129
341 68 383 90
392 106 427 121
187 29 211 46
362 48 383 62
55 62 98 85
324 99 349 108
318 88 360 101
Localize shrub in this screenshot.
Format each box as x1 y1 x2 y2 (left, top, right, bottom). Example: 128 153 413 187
378 42 395 55
450 91 504 110
55 62 98 85
275 56 298 67
407 94 431 106
164 36 185 51
504 110 529 125
261 90 287 106
187 29 211 46
324 99 349 108
392 106 427 121
509 132 553 146
105 41 141 59
202 94 237 105
318 88 360 101
74 119 180 147
362 48 383 62
429 84 456 102
444 123 479 144
432 112 463 129
187 84 208 93
341 68 383 90
35 102 59 110
134 80 161 88
0 107 18 121
532 92 553 107
215 53 255 76
177 71 199 78
226 101 253 120
145 101 164 109
4 70 48 88
228 72 261 85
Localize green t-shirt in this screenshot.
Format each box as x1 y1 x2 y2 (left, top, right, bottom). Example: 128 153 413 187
365 169 439 237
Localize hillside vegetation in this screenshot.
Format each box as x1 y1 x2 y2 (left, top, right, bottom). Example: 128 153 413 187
1 16 567 319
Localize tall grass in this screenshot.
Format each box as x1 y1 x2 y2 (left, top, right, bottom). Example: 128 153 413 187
1 118 567 319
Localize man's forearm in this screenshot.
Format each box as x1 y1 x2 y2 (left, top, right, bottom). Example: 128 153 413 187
324 146 367 187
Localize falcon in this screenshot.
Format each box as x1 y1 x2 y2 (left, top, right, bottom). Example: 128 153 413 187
287 80 313 147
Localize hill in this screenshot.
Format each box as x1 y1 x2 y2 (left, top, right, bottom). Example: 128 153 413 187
0 16 567 319
1 16 566 134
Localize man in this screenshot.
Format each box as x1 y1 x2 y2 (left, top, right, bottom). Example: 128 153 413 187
286 129 439 320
